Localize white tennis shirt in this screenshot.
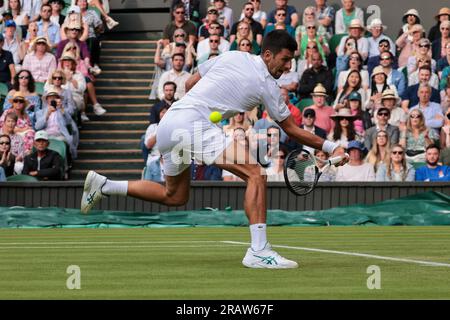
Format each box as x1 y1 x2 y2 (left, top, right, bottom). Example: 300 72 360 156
169 51 291 123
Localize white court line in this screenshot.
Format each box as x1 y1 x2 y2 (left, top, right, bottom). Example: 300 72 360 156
222 241 450 268
0 240 218 245
0 244 230 250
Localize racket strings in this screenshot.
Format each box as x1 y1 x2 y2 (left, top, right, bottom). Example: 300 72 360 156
285 151 317 195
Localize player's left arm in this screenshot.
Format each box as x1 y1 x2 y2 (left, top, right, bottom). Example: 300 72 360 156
185 72 201 93
278 115 348 165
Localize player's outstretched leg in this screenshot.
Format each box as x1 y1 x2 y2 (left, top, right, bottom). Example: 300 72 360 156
215 140 298 269
81 168 191 214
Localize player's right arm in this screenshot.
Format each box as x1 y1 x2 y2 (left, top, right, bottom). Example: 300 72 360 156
185 72 201 93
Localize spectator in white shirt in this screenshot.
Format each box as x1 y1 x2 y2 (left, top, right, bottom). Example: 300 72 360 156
157 53 191 100
334 0 364 35
336 140 376 181
367 19 395 58
337 19 369 61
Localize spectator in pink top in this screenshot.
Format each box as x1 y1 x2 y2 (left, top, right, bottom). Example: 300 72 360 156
22 36 57 83
303 83 334 133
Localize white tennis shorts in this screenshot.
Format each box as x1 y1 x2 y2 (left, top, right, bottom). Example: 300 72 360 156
156 106 232 176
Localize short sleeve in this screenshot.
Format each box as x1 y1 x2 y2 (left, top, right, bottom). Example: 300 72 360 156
261 83 291 122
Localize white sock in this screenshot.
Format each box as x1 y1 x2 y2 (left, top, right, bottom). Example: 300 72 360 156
101 180 128 196
250 223 267 251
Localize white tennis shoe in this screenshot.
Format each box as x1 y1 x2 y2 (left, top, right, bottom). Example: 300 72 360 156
81 171 107 214
242 243 299 269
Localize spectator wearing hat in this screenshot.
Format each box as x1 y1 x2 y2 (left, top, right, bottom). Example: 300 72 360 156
231 2 263 45
367 39 399 76
0 10 23 40
267 0 298 29
43 69 77 118
365 66 398 112
264 7 294 39
298 52 333 100
377 50 406 97
410 84 444 137
328 107 363 148
364 106 399 150
432 20 450 61
428 7 450 43
304 83 334 134
397 9 421 40
36 3 60 49
334 0 363 35
196 22 229 60
2 19 20 66
336 140 375 181
22 36 56 83
0 90 35 153
401 66 441 111
48 0 66 26
22 130 63 180
415 145 450 182
198 6 225 41
396 23 424 68
337 19 368 61
379 89 407 128
346 91 372 136
367 19 395 59
35 89 78 159
163 3 197 47
57 19 92 67
58 51 87 121
0 34 16 88
60 5 89 42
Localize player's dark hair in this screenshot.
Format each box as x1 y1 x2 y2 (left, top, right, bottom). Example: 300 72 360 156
261 30 297 56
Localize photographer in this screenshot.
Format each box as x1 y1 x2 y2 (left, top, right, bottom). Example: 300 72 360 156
35 89 78 160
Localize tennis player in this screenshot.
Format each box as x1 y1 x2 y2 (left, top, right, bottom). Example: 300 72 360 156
81 30 348 269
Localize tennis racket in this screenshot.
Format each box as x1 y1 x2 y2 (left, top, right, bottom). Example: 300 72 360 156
283 148 348 196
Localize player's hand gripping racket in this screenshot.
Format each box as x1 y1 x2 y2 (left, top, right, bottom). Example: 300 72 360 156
283 149 348 196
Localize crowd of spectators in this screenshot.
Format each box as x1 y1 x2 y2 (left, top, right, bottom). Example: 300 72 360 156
0 0 117 180
145 0 450 183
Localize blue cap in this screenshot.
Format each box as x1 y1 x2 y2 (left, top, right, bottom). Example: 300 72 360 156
347 140 367 154
348 91 361 101
5 20 16 28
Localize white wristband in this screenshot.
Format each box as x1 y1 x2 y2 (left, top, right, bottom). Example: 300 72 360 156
322 140 339 154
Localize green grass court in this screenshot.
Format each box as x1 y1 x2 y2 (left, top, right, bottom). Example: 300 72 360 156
0 226 449 299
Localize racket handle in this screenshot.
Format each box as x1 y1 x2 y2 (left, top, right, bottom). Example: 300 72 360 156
328 153 349 165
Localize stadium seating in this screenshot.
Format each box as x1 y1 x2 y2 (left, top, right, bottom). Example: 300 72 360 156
35 82 45 96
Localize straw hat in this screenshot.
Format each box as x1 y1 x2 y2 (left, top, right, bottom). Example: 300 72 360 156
402 9 421 24
60 51 77 62
368 18 387 31
348 19 365 31
31 36 50 52
43 88 61 100
381 89 400 104
371 66 387 78
8 91 29 107
435 7 450 21
330 108 356 119
311 83 328 97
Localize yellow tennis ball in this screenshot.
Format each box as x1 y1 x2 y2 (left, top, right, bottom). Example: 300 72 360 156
209 111 222 123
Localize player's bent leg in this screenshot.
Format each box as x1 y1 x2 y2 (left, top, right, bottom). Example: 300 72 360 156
214 141 298 269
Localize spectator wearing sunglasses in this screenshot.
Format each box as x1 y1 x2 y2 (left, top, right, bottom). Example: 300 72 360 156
0 134 15 177
197 34 222 65
171 0 201 28
230 2 263 46
163 3 197 47
267 0 298 28
367 39 399 76
364 106 399 150
376 144 415 181
239 0 267 29
196 22 229 60
264 7 294 39
407 38 435 76
229 21 260 55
